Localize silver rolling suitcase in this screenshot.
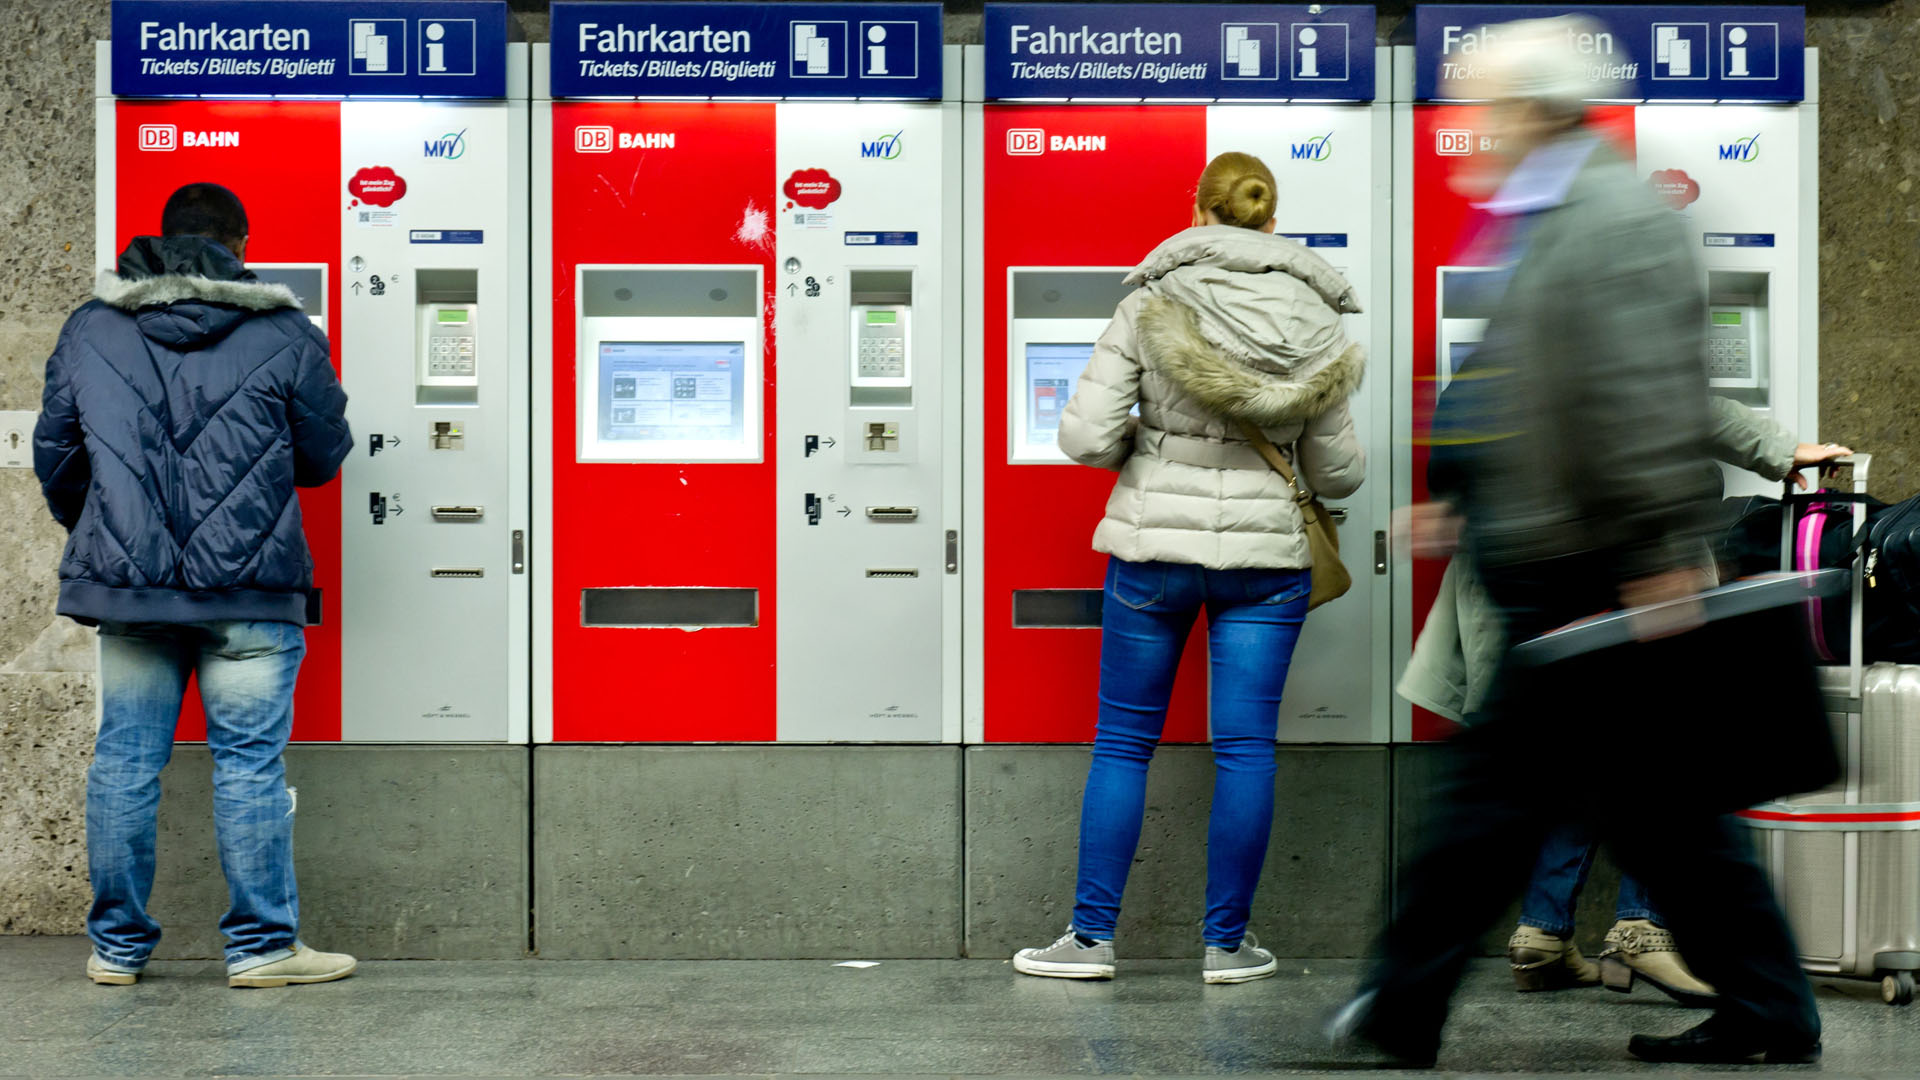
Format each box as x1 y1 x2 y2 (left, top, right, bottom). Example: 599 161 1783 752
1741 453 1920 1006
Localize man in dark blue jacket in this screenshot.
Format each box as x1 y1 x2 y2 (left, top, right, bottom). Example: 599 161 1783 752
35 183 357 989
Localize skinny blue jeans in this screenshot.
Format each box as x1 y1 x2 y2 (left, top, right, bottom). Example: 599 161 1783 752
1073 558 1311 949
88 621 306 975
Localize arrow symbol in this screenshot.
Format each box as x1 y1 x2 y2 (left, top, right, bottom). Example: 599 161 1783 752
837 506 851 518
823 437 837 449
351 281 363 295
388 436 401 449
786 283 799 296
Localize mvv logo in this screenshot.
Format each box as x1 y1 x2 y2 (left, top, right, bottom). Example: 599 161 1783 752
1718 133 1761 162
861 131 903 160
1290 132 1333 162
424 128 468 160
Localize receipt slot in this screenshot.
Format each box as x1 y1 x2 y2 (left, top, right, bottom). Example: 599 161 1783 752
966 4 1392 744
534 3 958 743
1393 6 1817 740
96 2 528 743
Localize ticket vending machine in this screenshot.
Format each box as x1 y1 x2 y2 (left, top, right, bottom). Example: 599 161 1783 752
1393 5 1816 740
966 4 1393 744
97 0 529 742
534 3 960 742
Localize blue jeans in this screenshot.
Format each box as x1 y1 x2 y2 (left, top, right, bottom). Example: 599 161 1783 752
1519 822 1661 938
1073 558 1312 949
88 620 306 975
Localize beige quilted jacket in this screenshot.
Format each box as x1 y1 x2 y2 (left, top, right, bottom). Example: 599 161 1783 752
1059 226 1367 570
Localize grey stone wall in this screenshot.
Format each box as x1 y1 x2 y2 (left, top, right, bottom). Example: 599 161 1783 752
3 0 1918 942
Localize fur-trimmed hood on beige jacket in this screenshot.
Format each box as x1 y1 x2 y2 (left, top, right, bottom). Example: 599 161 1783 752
1058 226 1367 571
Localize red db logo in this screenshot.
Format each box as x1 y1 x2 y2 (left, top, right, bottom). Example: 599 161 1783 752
575 126 613 153
139 124 177 152
1436 129 1472 156
1007 128 1044 156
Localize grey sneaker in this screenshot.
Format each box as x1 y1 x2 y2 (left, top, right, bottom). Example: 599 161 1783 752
228 945 358 989
1204 931 1278 984
1013 928 1115 979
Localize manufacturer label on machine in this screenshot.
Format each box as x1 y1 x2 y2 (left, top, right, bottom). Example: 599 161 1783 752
110 0 510 98
1412 5 1805 102
549 2 943 99
983 4 1375 102
1703 233 1777 247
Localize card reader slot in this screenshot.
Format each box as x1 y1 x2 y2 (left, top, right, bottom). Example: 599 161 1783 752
430 505 485 521
865 506 919 522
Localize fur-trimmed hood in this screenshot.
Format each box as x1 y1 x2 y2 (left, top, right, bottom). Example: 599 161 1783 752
1129 227 1366 427
97 236 300 349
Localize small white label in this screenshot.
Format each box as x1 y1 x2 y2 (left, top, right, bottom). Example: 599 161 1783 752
0 411 35 468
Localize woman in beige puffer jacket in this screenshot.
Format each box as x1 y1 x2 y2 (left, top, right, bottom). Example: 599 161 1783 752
1013 153 1367 986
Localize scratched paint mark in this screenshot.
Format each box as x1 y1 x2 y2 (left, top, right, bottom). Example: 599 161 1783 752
594 173 627 211
734 200 772 251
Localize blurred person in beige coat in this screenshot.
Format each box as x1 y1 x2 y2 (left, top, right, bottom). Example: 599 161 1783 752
1012 152 1367 986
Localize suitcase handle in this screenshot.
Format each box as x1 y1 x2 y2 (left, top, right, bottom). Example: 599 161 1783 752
1782 453 1870 696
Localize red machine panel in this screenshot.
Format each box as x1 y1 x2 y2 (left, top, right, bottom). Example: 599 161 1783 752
1404 104 1636 741
980 105 1211 744
111 100 344 743
547 102 779 742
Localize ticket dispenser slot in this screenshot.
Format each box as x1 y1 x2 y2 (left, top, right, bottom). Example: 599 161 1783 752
578 267 763 464
1008 269 1133 464
416 269 479 406
1706 270 1771 406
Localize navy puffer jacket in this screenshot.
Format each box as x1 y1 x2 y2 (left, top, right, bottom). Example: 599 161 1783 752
34 236 351 626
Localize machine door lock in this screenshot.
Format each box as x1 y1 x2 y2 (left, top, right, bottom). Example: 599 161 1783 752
1374 530 1389 575
512 530 526 575
946 530 959 574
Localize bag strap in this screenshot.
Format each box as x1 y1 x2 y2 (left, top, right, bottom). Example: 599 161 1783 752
1235 421 1315 510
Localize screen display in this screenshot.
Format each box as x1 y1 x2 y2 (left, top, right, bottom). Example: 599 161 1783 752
1713 311 1743 326
1025 343 1095 448
438 309 470 324
866 311 897 325
598 341 746 444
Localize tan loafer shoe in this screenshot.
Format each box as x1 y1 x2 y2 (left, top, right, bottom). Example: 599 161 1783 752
1508 924 1601 992
1599 919 1717 1008
228 945 358 989
86 954 139 986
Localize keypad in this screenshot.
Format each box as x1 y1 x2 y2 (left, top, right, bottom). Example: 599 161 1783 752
428 333 478 377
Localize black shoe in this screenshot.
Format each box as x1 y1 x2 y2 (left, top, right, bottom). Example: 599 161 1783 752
1628 1019 1821 1065
1323 991 1440 1070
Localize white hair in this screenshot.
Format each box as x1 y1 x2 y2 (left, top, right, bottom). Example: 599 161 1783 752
1483 16 1621 116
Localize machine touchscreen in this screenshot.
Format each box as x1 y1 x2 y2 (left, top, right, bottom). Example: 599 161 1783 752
1024 343 1094 448
598 341 746 445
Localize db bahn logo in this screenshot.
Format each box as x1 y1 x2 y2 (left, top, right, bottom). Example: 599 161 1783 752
137 124 239 150
1436 129 1472 156
575 125 614 153
1007 128 1044 155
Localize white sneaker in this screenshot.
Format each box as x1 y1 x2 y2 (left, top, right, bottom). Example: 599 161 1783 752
1013 928 1116 979
86 954 139 986
1203 931 1278 984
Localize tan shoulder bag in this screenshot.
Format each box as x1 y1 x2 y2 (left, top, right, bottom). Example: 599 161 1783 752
1236 421 1352 611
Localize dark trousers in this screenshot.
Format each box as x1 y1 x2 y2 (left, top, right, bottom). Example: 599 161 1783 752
1364 554 1820 1052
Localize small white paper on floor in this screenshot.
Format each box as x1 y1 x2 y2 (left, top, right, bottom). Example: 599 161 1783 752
833 961 881 969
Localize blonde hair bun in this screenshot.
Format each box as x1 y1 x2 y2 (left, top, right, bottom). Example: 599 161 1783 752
1196 151 1278 230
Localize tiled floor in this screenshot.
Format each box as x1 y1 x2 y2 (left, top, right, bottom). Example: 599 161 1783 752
0 937 1908 1077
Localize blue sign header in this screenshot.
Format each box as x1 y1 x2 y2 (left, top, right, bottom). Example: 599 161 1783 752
984 4 1375 102
550 2 943 100
1413 5 1805 102
111 0 510 98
